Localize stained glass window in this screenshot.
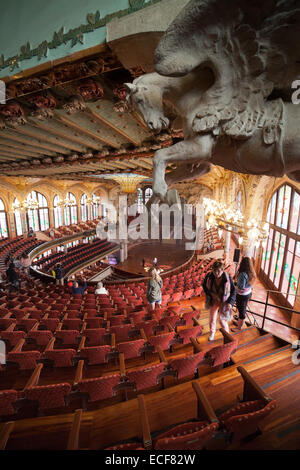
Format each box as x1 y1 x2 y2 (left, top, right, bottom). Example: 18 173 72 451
261 184 300 306
54 195 63 228
81 194 88 222
0 198 8 238
64 193 77 225
26 191 49 232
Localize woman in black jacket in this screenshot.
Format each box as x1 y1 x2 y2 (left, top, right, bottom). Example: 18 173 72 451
202 260 236 341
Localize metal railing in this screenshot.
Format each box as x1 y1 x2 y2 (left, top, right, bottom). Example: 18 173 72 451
242 289 300 336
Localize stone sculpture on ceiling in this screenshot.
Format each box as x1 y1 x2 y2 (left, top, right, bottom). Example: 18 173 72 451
126 0 300 203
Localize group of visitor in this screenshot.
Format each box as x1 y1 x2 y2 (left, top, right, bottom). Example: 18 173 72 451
145 254 256 339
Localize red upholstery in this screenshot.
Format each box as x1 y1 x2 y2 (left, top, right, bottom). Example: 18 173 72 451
116 339 145 360
219 399 277 438
44 349 76 367
177 325 203 345
40 318 60 332
62 319 82 330
28 330 53 346
1 330 26 346
24 383 71 410
167 306 183 315
86 318 104 329
129 311 147 323
105 442 144 450
7 351 41 370
17 319 38 332
159 315 180 329
205 340 238 367
76 374 121 402
55 330 80 345
168 351 205 379
84 328 106 346
110 324 132 342
135 320 158 337
149 332 176 352
181 310 200 325
153 421 218 450
0 390 18 415
80 345 111 365
109 315 127 326
127 362 166 391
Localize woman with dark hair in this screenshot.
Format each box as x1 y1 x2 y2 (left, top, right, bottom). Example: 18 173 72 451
231 256 256 331
202 260 236 341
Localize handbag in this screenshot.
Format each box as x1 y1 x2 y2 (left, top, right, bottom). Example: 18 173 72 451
219 303 232 322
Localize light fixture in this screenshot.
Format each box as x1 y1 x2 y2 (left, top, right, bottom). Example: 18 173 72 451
203 197 269 247
111 174 147 193
12 197 39 211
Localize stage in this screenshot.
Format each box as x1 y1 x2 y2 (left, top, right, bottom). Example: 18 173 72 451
115 241 193 277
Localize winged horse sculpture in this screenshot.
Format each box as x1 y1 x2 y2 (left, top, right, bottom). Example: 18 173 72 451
126 0 300 204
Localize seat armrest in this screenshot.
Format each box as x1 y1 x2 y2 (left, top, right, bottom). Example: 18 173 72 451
137 394 152 450
237 366 272 404
24 363 44 389
190 336 202 353
192 381 219 423
67 409 83 450
74 360 84 385
0 422 14 450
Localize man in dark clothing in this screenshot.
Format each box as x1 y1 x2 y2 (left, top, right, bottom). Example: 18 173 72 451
54 263 64 286
6 263 20 293
72 279 87 295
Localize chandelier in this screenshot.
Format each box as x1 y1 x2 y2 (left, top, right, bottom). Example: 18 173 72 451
110 174 147 193
203 197 269 247
56 196 76 208
12 197 39 211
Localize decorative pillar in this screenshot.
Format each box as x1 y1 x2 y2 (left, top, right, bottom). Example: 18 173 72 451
48 204 54 228
8 212 16 238
224 228 231 260
20 209 28 234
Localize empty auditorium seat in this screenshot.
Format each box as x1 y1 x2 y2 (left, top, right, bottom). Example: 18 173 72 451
126 362 166 392
0 390 19 417
116 339 145 360
80 345 111 365
149 332 176 352
153 421 219 450
7 351 41 370
43 349 77 368
75 374 121 402
177 325 203 345
23 383 71 411
168 351 205 379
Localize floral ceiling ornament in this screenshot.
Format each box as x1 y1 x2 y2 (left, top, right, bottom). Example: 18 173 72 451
77 79 104 101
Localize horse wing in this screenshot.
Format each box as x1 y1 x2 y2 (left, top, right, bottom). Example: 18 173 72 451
154 0 300 141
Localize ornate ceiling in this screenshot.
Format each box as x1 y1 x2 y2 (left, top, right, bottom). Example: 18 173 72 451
0 44 184 186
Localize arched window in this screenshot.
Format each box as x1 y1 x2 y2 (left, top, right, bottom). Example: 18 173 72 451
137 188 144 214
64 192 77 225
145 187 153 205
260 184 300 306
13 198 23 236
0 198 8 238
236 190 242 212
81 193 88 222
92 193 100 219
26 191 49 232
53 195 63 228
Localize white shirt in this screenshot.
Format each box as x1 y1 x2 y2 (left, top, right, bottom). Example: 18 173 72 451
95 287 109 295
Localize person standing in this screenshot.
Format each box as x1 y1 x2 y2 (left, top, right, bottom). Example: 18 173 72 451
147 268 163 310
6 263 20 293
231 257 256 331
72 279 87 295
202 260 236 341
54 263 64 286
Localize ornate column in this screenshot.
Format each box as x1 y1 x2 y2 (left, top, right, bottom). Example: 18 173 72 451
20 209 28 234
7 212 16 238
48 203 54 228
224 228 231 260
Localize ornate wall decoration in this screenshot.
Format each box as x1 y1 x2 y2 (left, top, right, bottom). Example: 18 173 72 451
0 1 163 72
62 95 86 114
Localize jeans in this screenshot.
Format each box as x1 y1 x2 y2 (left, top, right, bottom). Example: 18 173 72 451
209 301 229 334
236 293 252 320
